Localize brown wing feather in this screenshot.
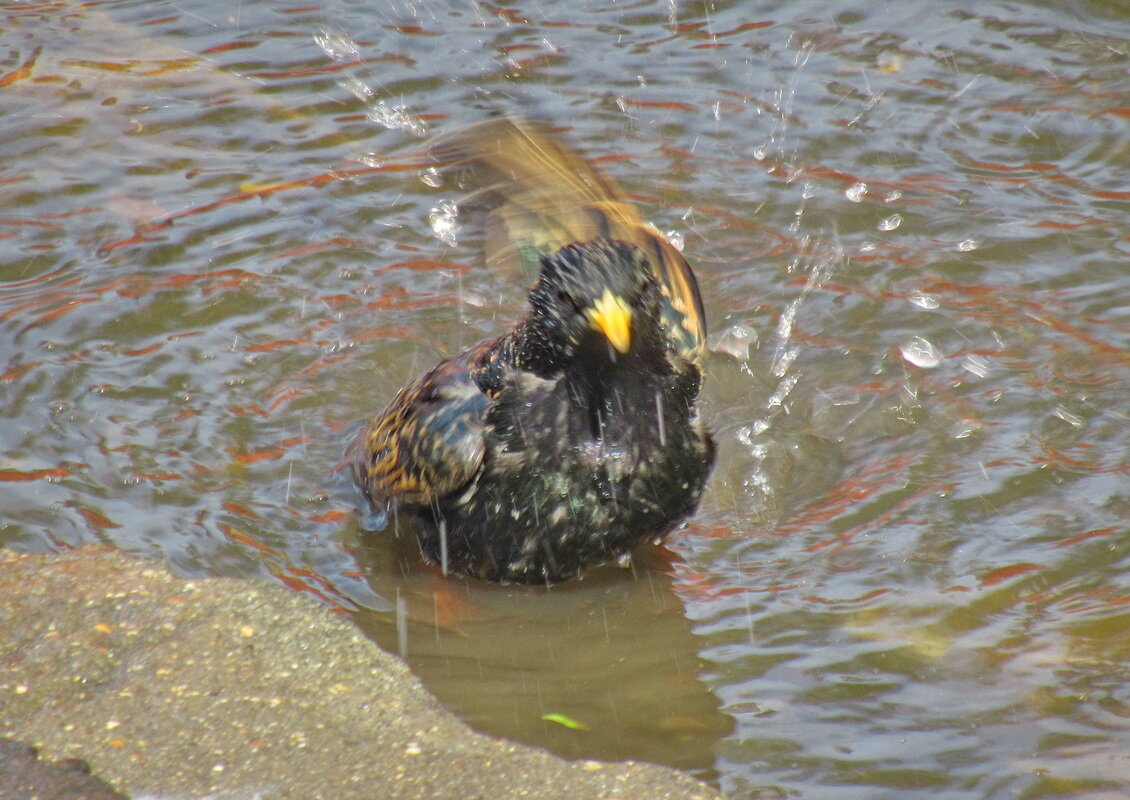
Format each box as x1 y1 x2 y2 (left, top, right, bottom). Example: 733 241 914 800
351 343 492 506
432 118 707 366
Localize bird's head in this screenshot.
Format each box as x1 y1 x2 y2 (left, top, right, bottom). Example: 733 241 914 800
528 239 658 364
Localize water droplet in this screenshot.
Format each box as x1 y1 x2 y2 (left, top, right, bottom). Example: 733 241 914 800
908 291 939 309
878 213 902 231
359 153 382 168
395 589 408 657
709 324 758 360
845 182 867 203
883 190 903 203
957 238 979 252
367 100 426 137
953 420 982 439
1053 406 1084 427
962 354 990 377
419 167 442 188
900 336 941 368
315 29 359 61
428 200 459 247
767 371 798 404
753 145 766 161
770 348 798 379
664 230 684 251
859 241 877 253
340 75 373 102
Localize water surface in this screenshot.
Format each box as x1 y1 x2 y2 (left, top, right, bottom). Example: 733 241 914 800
2 2 1128 797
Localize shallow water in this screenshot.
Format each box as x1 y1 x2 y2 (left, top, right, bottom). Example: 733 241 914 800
2 1 1128 797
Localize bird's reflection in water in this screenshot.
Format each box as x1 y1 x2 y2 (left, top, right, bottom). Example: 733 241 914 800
347 528 732 778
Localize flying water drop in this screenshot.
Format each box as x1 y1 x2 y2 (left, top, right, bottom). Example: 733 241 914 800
962 354 990 378
395 589 408 657
367 100 427 136
908 291 939 309
845 182 867 203
900 336 941 368
314 29 359 60
878 214 902 231
1053 406 1085 427
429 200 459 247
709 323 758 361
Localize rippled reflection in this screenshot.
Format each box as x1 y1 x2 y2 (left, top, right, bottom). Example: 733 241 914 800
2 1 1128 797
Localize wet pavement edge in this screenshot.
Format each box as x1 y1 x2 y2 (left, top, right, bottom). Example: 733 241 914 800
0 547 724 800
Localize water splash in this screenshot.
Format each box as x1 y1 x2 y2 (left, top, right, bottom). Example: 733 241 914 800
757 40 814 172
962 354 990 378
314 26 427 137
908 291 939 310
395 588 408 657
737 240 842 512
367 101 427 137
709 323 758 361
899 336 942 368
771 243 837 378
845 182 867 203
438 518 449 577
313 29 359 60
1053 406 1085 427
429 200 459 247
878 213 902 231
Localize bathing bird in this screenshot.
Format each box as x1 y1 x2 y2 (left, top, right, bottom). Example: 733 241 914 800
350 119 713 583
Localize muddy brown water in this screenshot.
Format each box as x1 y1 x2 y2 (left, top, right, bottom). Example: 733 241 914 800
2 2 1128 797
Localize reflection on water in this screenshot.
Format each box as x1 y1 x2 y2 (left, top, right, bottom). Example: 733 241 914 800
350 534 732 776
2 1 1129 798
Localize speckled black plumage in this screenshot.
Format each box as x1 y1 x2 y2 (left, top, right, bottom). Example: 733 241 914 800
350 120 714 584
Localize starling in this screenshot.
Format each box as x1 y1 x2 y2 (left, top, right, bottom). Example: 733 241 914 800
350 119 714 584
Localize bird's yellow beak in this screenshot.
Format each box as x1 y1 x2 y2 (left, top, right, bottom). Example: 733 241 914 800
585 288 633 354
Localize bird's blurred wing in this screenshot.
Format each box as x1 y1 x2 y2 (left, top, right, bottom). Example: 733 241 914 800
432 118 707 366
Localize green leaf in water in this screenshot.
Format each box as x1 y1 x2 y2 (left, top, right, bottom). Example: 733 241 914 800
541 712 588 731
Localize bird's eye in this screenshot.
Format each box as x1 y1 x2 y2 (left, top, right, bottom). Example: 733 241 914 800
556 289 576 309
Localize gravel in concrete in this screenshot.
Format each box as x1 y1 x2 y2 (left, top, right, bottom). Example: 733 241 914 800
0 548 725 799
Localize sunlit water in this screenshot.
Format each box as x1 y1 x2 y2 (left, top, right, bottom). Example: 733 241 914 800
3 2 1128 797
